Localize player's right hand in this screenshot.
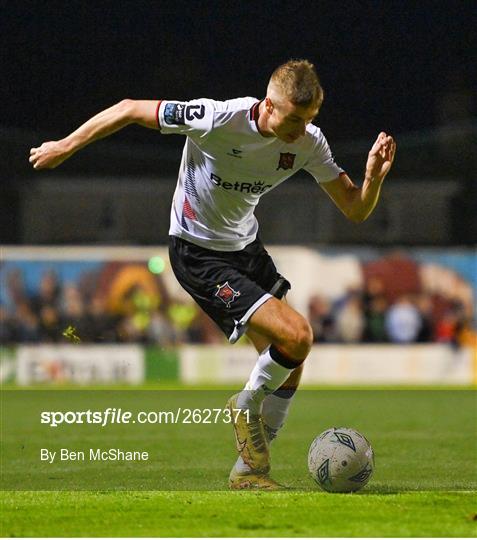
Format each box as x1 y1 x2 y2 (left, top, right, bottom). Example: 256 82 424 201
29 141 72 169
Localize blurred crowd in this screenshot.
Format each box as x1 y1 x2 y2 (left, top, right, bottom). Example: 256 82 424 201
0 268 223 346
308 278 472 346
0 268 474 348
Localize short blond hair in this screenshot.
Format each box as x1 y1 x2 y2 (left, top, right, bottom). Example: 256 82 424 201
268 59 323 108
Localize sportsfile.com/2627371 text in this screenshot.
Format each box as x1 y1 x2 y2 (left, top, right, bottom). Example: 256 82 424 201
40 408 250 427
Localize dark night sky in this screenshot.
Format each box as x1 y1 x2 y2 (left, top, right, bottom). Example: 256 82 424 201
1 1 476 244
3 0 475 146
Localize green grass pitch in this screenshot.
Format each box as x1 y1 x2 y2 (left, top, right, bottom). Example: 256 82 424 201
1 387 476 537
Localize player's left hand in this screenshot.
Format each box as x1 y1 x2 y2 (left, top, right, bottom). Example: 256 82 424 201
365 132 396 181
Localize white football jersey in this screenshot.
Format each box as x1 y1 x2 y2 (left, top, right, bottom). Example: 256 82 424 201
157 97 343 251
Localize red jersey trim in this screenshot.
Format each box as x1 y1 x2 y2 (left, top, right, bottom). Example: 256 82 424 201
155 100 162 130
249 101 259 121
249 100 266 137
183 197 197 220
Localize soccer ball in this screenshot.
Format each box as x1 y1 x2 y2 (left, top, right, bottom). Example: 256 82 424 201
308 427 374 492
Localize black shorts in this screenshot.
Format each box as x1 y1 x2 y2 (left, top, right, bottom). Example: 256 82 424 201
168 236 290 343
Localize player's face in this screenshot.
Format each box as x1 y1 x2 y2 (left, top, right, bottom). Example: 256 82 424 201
267 98 319 143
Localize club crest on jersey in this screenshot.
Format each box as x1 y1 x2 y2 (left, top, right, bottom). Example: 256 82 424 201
215 282 241 308
276 152 296 171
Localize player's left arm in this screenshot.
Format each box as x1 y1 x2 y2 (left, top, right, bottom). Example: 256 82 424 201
320 132 396 223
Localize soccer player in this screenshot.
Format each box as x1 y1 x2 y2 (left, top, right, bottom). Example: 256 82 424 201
29 59 396 489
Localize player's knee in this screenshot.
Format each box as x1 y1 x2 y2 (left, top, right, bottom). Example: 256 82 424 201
295 319 313 358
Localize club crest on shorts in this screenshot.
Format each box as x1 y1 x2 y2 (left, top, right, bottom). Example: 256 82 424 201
215 281 241 308
276 152 296 171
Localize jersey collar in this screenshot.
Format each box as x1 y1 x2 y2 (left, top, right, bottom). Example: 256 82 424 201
248 99 267 137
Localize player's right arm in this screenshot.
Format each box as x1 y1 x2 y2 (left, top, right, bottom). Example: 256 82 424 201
29 100 159 169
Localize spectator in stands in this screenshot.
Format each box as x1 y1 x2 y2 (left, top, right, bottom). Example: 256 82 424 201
5 269 27 308
0 305 16 344
195 310 225 344
363 295 388 342
84 294 118 342
60 283 90 340
415 293 434 343
117 314 146 343
435 310 458 344
335 292 365 343
147 305 178 346
435 301 468 347
38 305 61 342
14 301 40 342
362 276 386 311
308 295 336 343
385 295 422 343
31 271 60 315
